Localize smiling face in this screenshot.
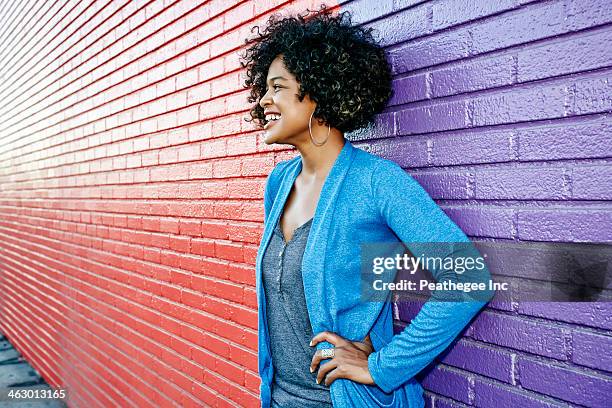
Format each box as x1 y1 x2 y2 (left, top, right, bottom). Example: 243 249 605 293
258 55 318 145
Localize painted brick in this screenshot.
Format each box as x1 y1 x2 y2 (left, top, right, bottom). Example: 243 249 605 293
211 72 242 98
410 171 473 199
390 29 471 74
225 134 258 156
518 358 612 406
253 0 291 16
241 155 276 176
572 165 612 200
244 370 260 393
473 380 563 408
469 2 566 55
474 166 569 200
200 138 227 159
432 0 521 31
421 366 471 404
226 179 265 200
470 312 568 360
366 4 431 47
517 27 612 83
222 2 254 31
432 129 515 166
188 160 213 179
424 393 436 408
198 99 225 121
443 207 515 239
565 0 612 31
517 209 612 242
340 0 394 25
571 330 612 372
369 137 429 168
440 339 514 383
389 73 428 105
212 158 243 178
431 54 515 98
471 82 568 126
517 117 612 161
395 299 425 323
349 111 395 141
187 82 211 106
518 303 612 331
573 72 612 115
398 100 470 135
434 397 468 408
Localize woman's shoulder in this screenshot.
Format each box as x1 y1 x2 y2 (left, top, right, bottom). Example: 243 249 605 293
352 145 407 180
350 145 427 208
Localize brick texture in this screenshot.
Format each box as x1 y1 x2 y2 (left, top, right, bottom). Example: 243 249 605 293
0 1 610 407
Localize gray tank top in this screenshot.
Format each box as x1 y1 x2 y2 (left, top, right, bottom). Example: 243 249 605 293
262 215 333 407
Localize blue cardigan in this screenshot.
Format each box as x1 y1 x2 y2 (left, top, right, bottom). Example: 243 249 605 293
256 139 493 407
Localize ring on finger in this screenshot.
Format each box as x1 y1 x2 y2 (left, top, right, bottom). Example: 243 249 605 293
320 348 335 359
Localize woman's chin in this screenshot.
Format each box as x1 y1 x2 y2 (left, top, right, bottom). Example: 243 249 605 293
263 129 285 145
263 131 276 144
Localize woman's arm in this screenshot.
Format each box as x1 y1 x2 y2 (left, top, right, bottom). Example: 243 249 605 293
263 171 275 223
366 159 494 393
310 159 493 388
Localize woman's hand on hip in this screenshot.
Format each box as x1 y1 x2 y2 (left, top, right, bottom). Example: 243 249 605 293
309 331 375 386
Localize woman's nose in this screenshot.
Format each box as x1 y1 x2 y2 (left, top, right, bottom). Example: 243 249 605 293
259 89 272 109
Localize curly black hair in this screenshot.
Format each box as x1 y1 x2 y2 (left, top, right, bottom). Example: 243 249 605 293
240 4 394 134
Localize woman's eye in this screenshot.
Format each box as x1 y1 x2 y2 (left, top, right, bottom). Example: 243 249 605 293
263 85 282 96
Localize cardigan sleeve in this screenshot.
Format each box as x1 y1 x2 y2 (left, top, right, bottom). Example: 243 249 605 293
263 172 274 224
366 159 494 393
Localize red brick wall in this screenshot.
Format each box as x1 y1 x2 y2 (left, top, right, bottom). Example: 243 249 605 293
0 1 333 407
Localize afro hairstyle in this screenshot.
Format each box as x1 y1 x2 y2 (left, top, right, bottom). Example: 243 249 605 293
240 4 394 134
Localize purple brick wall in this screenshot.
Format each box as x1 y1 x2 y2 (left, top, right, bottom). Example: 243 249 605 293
344 0 612 407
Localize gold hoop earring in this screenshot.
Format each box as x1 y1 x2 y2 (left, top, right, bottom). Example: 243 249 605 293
309 110 331 146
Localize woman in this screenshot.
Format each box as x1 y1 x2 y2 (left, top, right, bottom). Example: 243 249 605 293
240 6 493 408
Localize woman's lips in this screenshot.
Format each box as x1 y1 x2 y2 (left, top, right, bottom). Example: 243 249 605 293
264 117 279 130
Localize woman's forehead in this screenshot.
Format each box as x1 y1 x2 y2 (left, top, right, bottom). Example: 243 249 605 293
267 56 291 77
263 55 302 90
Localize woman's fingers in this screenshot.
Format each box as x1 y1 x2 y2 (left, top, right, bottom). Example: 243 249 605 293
354 334 374 354
323 367 344 386
310 331 347 347
310 346 337 373
309 331 347 374
310 349 321 373
315 356 339 384
309 331 375 387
